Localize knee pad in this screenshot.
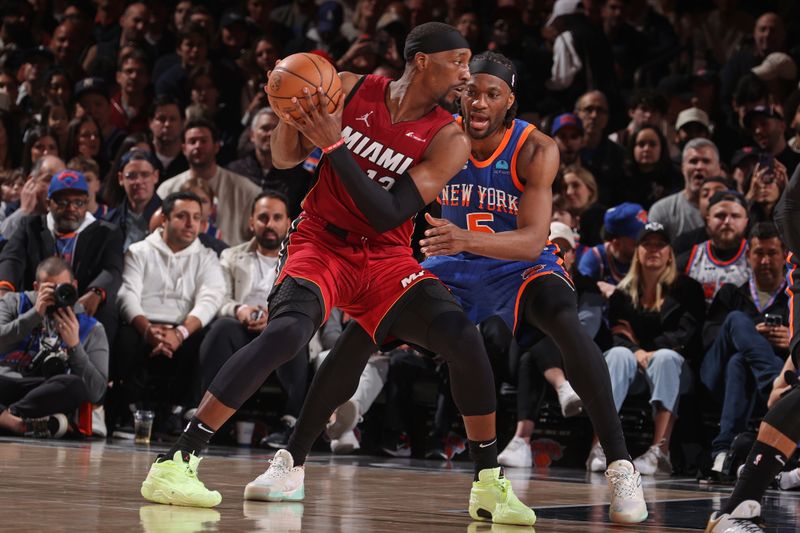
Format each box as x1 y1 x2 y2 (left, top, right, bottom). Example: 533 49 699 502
268 276 324 326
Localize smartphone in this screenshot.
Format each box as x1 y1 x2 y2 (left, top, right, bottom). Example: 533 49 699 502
764 313 782 327
758 152 775 184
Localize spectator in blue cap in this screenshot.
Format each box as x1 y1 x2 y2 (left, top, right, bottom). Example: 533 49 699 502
0 168 124 343
285 1 349 60
552 112 585 166
578 202 647 297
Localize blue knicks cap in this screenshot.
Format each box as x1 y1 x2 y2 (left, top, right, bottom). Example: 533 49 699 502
603 202 647 239
551 113 584 136
48 169 89 198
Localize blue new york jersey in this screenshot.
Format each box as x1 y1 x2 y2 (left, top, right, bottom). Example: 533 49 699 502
423 118 571 345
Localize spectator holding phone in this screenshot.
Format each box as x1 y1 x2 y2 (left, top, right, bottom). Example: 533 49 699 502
745 106 800 173
700 222 789 474
744 154 789 223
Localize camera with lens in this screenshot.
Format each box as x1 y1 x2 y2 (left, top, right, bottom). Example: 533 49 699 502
28 338 68 377
48 283 78 314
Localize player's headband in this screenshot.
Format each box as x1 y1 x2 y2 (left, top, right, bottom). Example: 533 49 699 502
470 58 516 92
403 28 470 60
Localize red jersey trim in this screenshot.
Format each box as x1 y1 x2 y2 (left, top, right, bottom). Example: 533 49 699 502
706 239 747 267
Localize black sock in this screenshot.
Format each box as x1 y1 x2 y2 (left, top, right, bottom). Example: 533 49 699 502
161 417 215 461
468 437 499 481
721 441 788 514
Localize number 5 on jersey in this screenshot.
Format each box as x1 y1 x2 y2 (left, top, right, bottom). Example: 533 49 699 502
467 213 495 233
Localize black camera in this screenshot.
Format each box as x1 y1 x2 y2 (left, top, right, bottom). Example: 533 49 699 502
48 283 77 314
28 338 68 377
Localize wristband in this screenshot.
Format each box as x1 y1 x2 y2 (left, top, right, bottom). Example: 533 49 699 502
176 325 190 342
322 137 345 154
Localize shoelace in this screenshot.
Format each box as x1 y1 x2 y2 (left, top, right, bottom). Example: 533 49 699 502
263 458 290 480
606 470 638 499
730 518 763 532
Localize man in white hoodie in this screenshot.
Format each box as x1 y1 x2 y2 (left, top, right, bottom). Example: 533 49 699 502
115 191 225 431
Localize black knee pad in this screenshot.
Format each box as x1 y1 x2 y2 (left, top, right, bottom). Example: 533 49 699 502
763 386 800 443
268 276 324 327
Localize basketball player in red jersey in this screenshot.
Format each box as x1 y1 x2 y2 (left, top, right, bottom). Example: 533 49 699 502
140 22 535 526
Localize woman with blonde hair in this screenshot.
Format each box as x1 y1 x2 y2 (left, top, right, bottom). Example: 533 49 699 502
586 222 705 476
562 164 605 246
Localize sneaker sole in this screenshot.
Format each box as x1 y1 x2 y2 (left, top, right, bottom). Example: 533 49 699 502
243 484 305 502
609 508 648 524
140 480 221 508
326 400 359 440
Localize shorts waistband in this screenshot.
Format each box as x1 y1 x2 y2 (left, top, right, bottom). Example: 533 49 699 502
303 213 369 246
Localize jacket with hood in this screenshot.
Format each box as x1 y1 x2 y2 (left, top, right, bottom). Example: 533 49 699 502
118 229 225 326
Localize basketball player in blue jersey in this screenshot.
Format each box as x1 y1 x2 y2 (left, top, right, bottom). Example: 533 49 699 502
274 51 648 526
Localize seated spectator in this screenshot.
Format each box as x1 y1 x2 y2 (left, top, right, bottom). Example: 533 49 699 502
561 165 605 247
157 118 261 246
21 125 60 176
67 156 109 219
649 138 722 240
105 150 162 251
589 222 704 475
228 108 311 219
0 169 123 343
284 2 350 60
744 157 789 224
41 100 70 150
115 192 225 434
551 113 584 167
179 177 221 240
65 115 105 177
0 257 108 438
672 176 737 255
109 48 152 134
750 52 797 113
745 105 800 173
239 35 280 127
575 90 625 206
186 64 240 165
609 89 669 152
700 222 788 472
0 110 22 171
621 123 682 208
149 95 188 180
199 191 306 448
674 107 712 156
0 169 25 219
82 2 155 76
44 67 74 107
578 202 646 295
678 190 751 304
155 23 211 109
73 77 126 162
0 155 66 239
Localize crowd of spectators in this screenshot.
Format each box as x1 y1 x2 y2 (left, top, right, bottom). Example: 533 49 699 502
0 0 798 483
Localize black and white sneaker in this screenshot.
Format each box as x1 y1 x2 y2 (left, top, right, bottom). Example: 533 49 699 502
23 413 68 438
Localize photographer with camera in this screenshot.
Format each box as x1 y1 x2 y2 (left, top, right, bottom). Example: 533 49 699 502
700 222 789 475
197 191 309 448
0 169 124 344
0 257 108 438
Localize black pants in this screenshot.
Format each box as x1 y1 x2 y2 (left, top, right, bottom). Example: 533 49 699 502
0 374 88 419
514 336 563 421
111 324 207 408
199 317 310 417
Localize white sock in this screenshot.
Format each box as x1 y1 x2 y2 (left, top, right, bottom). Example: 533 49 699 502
778 468 800 490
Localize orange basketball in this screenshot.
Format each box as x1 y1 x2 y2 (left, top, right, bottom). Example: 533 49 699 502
266 53 342 120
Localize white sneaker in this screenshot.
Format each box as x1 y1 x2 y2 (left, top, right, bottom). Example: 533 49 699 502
705 500 763 532
498 437 532 468
586 442 606 472
244 449 305 502
557 382 583 417
776 468 800 490
633 444 672 475
605 459 648 523
325 399 359 441
330 429 360 454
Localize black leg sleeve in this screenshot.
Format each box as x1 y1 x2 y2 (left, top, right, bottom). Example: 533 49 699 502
523 275 630 463
275 345 311 418
775 162 800 253
286 321 378 465
388 281 497 417
197 317 254 401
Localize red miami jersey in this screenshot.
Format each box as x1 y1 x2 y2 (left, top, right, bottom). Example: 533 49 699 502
301 74 454 245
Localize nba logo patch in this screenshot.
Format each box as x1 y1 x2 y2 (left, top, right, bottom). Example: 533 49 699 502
495 160 509 171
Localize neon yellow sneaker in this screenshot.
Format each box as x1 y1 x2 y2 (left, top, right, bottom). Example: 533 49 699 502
140 451 222 508
469 467 536 526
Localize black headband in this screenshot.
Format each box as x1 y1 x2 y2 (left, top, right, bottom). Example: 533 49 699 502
469 58 516 91
404 29 470 60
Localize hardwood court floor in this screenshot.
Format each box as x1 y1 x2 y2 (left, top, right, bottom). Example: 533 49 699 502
1 438 798 532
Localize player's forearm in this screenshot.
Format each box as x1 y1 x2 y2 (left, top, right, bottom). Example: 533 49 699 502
326 146 424 233
271 122 313 169
463 229 546 262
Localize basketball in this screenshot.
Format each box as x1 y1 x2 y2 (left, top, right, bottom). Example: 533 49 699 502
266 53 342 120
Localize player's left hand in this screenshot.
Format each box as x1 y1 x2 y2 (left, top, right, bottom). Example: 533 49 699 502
277 86 344 149
420 213 470 256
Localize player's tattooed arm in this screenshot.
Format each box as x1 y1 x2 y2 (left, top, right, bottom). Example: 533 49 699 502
421 129 559 262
